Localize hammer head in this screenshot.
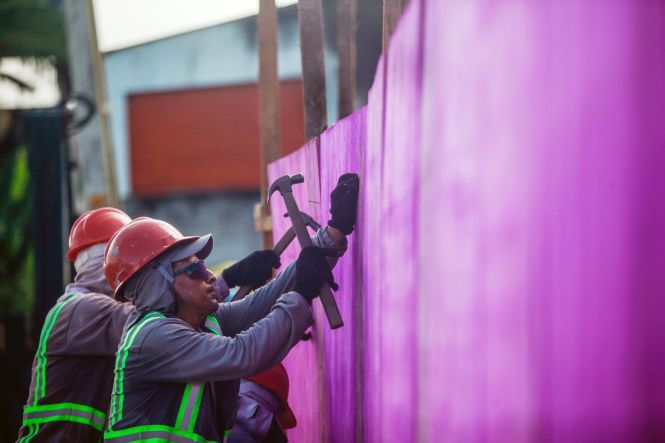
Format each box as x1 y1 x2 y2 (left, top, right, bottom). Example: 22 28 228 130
268 173 305 201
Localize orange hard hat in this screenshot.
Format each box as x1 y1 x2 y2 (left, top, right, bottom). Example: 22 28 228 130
246 363 296 429
103 217 213 299
67 207 132 261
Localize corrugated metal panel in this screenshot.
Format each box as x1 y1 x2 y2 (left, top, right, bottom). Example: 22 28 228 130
129 80 304 196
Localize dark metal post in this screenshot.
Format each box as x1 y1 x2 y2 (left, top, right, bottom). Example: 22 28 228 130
26 109 67 340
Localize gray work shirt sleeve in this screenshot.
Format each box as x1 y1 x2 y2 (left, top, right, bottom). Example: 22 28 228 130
216 226 347 336
136 292 311 383
64 294 133 356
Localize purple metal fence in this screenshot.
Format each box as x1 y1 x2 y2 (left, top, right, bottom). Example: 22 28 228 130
268 0 665 441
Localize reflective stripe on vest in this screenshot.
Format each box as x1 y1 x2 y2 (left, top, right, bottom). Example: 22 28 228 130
19 295 90 443
33 294 78 405
22 402 106 431
175 382 204 433
18 423 40 443
103 424 217 443
175 315 221 432
108 312 164 429
204 315 222 336
106 313 220 442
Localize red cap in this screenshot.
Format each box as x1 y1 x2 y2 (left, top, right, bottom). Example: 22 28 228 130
246 363 296 429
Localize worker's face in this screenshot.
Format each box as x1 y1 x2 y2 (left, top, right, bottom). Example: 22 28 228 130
172 255 218 315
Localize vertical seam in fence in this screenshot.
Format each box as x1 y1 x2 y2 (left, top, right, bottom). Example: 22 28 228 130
355 111 367 443
378 48 389 442
413 0 426 440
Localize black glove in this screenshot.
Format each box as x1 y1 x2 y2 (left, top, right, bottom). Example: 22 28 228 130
293 246 339 304
222 250 281 289
328 173 360 235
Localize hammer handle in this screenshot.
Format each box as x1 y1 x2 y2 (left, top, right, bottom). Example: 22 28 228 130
231 285 252 302
283 193 344 329
316 282 344 329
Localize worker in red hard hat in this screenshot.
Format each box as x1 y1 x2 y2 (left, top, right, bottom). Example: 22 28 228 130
102 174 359 442
16 207 282 443
229 362 296 443
17 207 134 443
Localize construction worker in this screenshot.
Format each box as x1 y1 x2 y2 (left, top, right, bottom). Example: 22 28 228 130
17 207 133 442
102 173 359 442
227 363 296 443
16 207 281 443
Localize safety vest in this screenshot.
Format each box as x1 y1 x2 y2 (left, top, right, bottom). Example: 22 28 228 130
18 294 110 442
104 313 236 443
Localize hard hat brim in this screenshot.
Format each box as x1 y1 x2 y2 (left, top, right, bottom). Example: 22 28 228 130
171 234 213 262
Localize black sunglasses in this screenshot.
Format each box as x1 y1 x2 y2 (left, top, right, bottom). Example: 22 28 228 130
173 261 209 280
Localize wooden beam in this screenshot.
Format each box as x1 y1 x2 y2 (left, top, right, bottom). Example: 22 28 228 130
298 0 328 139
257 0 281 248
382 0 404 51
336 0 357 119
85 0 118 207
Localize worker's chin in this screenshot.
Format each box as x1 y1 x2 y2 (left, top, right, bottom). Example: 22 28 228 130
205 300 218 314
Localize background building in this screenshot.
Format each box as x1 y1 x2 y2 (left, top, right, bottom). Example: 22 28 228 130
101 3 381 267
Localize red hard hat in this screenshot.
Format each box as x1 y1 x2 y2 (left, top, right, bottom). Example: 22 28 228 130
67 207 132 261
103 217 213 299
246 363 296 429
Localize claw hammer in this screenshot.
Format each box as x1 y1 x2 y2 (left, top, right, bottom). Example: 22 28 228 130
231 211 321 302
268 173 344 329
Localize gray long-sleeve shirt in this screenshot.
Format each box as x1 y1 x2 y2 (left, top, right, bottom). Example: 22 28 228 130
18 289 133 442
104 227 345 442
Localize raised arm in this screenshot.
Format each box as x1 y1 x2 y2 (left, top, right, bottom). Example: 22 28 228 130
216 226 346 336
137 292 312 384
217 173 359 336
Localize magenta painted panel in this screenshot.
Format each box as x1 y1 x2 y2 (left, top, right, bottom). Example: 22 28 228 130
267 139 324 443
377 2 423 442
318 108 366 443
419 1 665 442
268 0 665 441
361 48 387 443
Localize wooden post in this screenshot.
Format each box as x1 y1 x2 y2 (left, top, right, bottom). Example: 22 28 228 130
298 6 329 441
256 0 281 249
298 0 328 139
336 0 357 119
85 0 119 207
382 0 404 51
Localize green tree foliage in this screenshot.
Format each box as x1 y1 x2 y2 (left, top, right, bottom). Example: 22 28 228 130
0 0 66 58
0 144 34 313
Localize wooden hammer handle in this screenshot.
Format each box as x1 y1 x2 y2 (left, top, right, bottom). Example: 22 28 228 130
282 193 344 329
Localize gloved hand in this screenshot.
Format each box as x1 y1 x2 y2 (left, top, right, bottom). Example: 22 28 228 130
293 246 339 304
328 173 360 235
222 250 281 289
